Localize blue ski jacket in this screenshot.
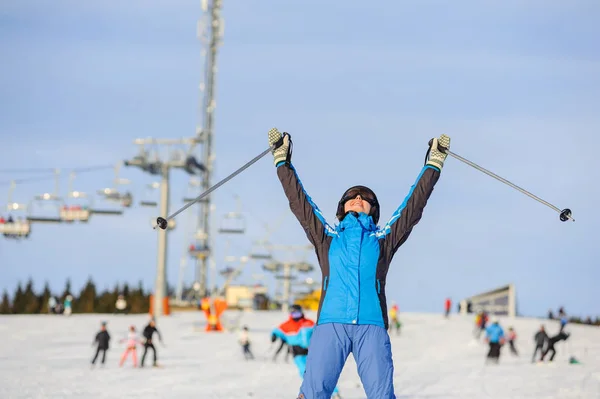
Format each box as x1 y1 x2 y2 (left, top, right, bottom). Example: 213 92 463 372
276 162 440 329
486 323 505 343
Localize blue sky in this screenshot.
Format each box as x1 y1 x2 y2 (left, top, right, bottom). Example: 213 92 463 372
1 0 598 318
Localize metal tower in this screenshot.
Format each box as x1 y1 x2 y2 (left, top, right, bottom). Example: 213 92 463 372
194 0 224 296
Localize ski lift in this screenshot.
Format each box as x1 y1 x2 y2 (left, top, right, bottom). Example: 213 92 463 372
275 274 297 281
218 211 246 234
249 240 273 260
262 262 282 273
92 163 132 215
218 195 246 234
219 266 237 277
139 182 159 207
27 193 64 223
1 186 31 239
295 262 315 273
182 178 208 204
90 192 125 216
26 170 64 223
60 172 92 223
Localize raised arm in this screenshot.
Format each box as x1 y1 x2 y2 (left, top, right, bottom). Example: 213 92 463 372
381 135 450 258
269 128 335 248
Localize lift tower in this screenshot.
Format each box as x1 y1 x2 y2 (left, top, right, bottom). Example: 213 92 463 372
194 0 224 296
124 139 206 320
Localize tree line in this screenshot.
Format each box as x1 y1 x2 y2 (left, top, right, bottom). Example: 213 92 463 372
0 277 151 314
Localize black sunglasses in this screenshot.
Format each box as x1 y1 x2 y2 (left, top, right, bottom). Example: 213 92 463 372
341 189 377 206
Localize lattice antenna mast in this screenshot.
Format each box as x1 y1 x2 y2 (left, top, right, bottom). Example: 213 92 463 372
194 0 224 296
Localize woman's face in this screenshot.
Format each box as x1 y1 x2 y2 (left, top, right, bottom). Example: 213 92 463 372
343 194 372 216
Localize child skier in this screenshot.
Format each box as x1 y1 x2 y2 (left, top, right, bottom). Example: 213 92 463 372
91 321 110 367
268 128 450 399
119 325 142 368
239 326 254 360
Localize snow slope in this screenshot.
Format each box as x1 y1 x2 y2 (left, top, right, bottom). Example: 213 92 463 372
0 311 598 398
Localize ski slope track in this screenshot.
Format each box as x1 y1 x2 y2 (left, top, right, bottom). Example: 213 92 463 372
0 311 598 398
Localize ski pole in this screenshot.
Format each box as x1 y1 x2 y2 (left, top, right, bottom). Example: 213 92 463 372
154 144 277 230
430 139 574 222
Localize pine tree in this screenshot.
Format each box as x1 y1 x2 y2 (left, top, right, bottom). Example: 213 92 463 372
77 277 97 313
37 282 52 314
61 278 72 302
12 282 25 314
23 278 40 314
96 287 115 313
0 290 11 314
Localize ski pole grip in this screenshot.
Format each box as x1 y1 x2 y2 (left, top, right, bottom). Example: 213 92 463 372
428 138 448 154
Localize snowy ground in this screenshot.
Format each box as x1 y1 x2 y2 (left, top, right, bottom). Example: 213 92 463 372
0 310 598 399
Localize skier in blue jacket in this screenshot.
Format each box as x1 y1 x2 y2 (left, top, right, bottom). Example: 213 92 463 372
268 128 450 399
484 318 505 364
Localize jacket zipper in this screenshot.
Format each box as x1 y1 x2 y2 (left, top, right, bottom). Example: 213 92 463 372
356 230 363 324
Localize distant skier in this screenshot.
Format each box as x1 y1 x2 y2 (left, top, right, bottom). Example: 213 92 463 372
484 318 505 364
532 325 549 363
474 311 489 339
558 308 568 332
141 319 163 367
48 297 57 314
540 331 570 362
388 303 401 335
91 321 110 367
444 298 452 318
119 325 142 368
63 295 73 316
239 326 254 360
506 327 518 356
272 305 341 398
115 294 128 315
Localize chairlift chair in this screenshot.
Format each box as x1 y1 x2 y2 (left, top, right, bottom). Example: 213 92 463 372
89 192 124 216
262 262 282 273
249 241 273 260
61 173 92 223
27 194 64 224
295 262 315 273
1 202 31 239
275 274 298 281
139 182 159 207
218 211 246 234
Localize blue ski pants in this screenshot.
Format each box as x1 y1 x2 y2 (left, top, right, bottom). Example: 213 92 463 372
298 323 396 399
294 355 339 395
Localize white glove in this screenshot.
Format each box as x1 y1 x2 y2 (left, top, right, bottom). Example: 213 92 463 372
268 128 292 166
426 134 451 170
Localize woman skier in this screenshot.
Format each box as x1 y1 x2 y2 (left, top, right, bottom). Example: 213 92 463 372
268 128 450 398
